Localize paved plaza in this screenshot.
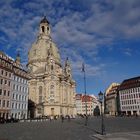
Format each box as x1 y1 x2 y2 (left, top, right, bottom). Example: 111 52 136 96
0 117 140 140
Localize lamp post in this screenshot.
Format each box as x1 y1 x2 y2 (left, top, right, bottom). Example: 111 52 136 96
98 91 105 135
82 63 88 126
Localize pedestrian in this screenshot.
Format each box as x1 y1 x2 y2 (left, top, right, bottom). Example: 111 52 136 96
50 115 53 122
135 113 138 118
61 115 64 123
68 115 71 122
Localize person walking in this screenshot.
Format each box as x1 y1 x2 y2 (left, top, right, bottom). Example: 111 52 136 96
68 115 71 122
61 115 64 123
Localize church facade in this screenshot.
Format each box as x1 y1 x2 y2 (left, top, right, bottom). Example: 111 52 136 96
28 17 76 117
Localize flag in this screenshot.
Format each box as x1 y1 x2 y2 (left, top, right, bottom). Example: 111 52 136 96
82 63 85 72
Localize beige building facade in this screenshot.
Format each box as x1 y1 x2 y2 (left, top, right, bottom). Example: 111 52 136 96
28 17 76 117
105 83 120 116
0 51 13 119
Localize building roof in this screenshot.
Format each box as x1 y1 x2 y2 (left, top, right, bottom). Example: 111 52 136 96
106 83 120 95
75 94 82 100
119 76 140 90
82 95 93 102
0 51 29 79
40 16 49 24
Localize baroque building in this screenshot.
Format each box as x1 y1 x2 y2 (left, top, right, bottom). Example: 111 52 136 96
28 17 76 117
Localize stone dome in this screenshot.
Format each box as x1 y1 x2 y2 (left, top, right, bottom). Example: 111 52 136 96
28 39 61 65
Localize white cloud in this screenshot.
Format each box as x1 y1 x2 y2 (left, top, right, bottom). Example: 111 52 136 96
0 0 140 78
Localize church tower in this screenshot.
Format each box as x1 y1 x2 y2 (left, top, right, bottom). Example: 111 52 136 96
28 17 76 118
15 52 21 65
38 16 51 40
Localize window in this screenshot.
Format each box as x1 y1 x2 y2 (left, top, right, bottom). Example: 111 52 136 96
25 104 27 109
38 108 42 114
0 79 3 84
7 101 9 107
13 94 15 99
42 26 45 33
51 65 53 70
8 81 10 86
1 70 3 75
19 95 21 100
9 73 11 78
50 85 54 90
12 103 14 108
15 103 17 109
39 86 42 103
5 72 7 76
13 84 15 90
7 91 10 96
5 80 7 84
0 100 1 107
16 85 18 91
0 89 2 95
4 90 6 96
3 100 5 107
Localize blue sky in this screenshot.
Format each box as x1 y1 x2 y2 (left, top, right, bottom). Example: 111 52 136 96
0 0 140 95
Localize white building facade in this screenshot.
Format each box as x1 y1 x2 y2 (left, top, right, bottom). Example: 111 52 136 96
76 94 99 115
11 73 28 119
10 55 29 119
119 77 140 116
75 94 82 114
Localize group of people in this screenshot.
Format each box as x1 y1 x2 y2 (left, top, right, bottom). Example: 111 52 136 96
61 115 71 123
49 115 71 122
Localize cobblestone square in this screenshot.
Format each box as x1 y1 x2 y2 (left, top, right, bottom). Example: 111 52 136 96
0 117 140 140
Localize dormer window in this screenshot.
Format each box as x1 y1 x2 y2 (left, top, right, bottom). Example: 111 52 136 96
42 26 45 33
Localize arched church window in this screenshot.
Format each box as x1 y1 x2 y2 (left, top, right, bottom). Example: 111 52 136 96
39 86 42 95
51 65 53 70
50 91 54 94
42 26 45 33
39 86 42 103
50 85 54 90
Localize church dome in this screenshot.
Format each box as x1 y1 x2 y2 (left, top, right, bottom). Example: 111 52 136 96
28 40 61 65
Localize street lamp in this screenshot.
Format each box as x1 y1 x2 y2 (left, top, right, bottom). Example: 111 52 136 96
82 63 88 126
98 91 106 135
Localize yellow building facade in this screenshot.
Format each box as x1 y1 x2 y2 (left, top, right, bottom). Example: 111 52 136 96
28 17 76 117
